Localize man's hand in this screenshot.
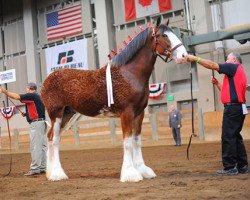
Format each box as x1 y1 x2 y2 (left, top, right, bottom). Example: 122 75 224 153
211 77 218 85
0 87 7 94
174 57 188 64
211 77 221 91
177 125 181 128
186 55 197 62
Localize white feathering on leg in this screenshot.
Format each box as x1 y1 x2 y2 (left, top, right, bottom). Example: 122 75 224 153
132 135 156 179
120 136 143 182
46 118 68 181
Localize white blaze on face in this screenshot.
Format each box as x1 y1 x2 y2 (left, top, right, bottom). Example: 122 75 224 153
164 30 188 63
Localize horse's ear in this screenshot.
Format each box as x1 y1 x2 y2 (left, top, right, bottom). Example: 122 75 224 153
165 19 170 27
156 17 161 27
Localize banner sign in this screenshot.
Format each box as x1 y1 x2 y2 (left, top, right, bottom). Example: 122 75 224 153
0 69 16 84
45 39 88 75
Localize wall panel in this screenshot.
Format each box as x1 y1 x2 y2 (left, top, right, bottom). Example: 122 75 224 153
5 55 28 95
2 0 23 22
0 31 3 57
4 21 25 55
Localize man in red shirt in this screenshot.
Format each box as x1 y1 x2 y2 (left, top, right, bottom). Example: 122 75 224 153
0 82 46 176
187 52 248 175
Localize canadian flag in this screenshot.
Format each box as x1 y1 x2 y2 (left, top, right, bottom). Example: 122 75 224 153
124 0 172 21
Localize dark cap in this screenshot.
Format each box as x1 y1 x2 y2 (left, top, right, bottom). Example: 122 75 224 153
27 82 37 91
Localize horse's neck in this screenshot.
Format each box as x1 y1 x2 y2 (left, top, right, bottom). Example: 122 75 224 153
126 46 156 82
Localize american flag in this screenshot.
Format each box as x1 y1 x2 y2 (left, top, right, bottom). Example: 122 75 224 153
46 4 82 41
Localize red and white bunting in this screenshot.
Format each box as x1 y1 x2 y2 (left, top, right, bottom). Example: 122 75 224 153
149 82 166 99
0 106 15 119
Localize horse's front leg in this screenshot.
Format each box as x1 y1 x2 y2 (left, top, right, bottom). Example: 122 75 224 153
47 118 68 181
120 109 143 182
132 111 156 179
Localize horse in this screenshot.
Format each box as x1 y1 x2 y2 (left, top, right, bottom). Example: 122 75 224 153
41 17 188 182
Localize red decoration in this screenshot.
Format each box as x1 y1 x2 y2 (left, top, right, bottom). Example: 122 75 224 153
0 106 15 119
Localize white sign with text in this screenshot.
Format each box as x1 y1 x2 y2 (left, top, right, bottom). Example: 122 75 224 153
45 39 88 75
0 69 16 84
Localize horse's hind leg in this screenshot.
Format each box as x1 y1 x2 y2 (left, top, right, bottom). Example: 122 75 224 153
46 107 68 181
132 111 156 179
120 108 143 182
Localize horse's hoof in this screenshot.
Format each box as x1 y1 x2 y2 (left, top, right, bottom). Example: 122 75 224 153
47 169 68 181
48 174 68 181
137 165 156 179
120 167 143 182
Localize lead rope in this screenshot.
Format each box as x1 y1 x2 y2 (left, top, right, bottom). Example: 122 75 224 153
187 67 196 160
2 100 12 177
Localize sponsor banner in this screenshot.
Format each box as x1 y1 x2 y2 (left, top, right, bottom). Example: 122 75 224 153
45 39 88 74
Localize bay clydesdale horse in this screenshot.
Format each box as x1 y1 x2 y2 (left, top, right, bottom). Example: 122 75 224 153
41 17 187 182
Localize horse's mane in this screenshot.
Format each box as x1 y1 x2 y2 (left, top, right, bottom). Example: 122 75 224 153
111 28 149 66
158 24 173 35
111 25 173 67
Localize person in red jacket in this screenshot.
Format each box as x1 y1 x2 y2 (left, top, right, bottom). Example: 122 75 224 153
186 52 248 176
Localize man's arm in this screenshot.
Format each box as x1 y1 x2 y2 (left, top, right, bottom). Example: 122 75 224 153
187 55 219 71
0 87 21 100
177 111 181 128
169 113 172 128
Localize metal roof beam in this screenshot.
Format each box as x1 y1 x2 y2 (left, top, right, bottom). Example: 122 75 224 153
183 24 250 46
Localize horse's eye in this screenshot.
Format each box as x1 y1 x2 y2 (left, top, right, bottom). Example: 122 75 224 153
163 34 168 38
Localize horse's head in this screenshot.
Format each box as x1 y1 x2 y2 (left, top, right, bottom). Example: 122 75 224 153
152 18 188 63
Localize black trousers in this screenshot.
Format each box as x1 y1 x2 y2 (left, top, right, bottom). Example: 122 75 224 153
222 104 248 170
171 127 181 145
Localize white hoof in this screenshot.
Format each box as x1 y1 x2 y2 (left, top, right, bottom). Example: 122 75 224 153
136 165 156 179
46 167 68 181
120 167 143 182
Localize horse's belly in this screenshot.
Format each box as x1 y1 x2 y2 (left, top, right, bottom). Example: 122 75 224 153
77 106 119 118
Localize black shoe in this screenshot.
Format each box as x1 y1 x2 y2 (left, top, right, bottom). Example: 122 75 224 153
238 166 249 174
24 170 40 176
39 170 46 174
216 167 238 176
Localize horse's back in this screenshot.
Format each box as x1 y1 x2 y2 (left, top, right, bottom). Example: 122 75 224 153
41 68 109 116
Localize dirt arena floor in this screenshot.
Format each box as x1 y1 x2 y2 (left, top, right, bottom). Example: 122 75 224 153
0 140 250 200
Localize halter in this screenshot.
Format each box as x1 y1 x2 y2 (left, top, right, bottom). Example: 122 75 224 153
152 28 183 63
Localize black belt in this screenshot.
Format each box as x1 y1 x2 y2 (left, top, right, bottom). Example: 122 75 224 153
224 102 242 107
30 118 45 123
